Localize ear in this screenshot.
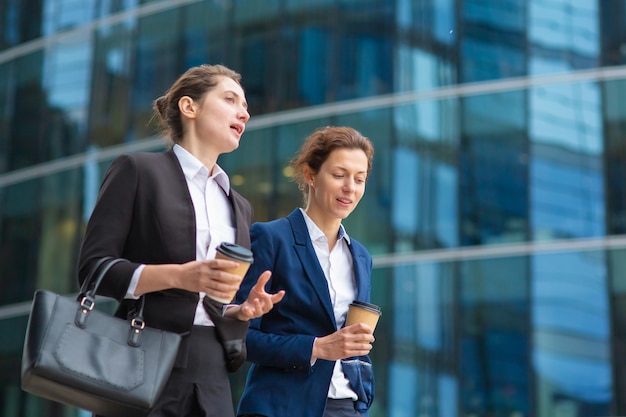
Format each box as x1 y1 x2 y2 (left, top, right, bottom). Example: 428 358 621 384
178 96 197 119
303 166 314 184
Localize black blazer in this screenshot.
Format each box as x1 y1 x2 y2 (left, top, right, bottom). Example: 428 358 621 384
77 149 253 336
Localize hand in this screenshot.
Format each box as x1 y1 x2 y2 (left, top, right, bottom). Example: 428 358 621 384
178 259 244 301
312 323 375 361
134 259 245 298
223 271 285 321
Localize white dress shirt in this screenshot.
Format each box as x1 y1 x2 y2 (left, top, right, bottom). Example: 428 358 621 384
300 208 358 401
126 144 236 326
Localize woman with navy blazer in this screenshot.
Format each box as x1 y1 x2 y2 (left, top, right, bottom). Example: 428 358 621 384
236 126 376 417
78 64 284 417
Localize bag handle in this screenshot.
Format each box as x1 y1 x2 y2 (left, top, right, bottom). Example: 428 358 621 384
74 257 149 348
128 296 147 347
77 256 119 298
75 257 127 327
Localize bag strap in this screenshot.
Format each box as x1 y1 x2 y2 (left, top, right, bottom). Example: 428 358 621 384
128 296 147 347
75 257 150 347
75 257 127 328
77 256 118 298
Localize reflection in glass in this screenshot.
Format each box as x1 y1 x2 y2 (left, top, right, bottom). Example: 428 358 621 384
532 251 610 416
529 81 605 241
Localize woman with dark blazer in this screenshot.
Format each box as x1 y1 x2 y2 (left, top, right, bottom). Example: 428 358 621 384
236 126 376 417
78 64 284 417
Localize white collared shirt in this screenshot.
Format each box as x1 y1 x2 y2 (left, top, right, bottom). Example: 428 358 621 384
300 208 358 401
126 144 235 326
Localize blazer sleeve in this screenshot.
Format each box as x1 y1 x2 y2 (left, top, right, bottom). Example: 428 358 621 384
236 221 317 369
78 154 142 299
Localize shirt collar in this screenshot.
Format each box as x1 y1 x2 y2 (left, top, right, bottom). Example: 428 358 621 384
173 144 230 195
299 208 350 244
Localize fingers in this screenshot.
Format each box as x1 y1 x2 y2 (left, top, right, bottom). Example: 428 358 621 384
237 278 286 320
336 325 375 346
208 258 240 270
204 270 241 295
184 260 242 299
344 322 374 335
251 270 272 291
342 332 374 356
244 288 285 313
271 290 286 303
250 270 285 303
237 299 269 321
313 331 373 361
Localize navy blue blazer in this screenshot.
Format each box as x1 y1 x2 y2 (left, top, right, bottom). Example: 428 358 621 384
235 208 374 417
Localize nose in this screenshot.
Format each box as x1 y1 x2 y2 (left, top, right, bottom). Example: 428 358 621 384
343 178 356 192
239 106 250 123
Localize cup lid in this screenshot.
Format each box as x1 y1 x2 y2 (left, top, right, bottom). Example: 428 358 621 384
350 300 381 315
216 242 254 263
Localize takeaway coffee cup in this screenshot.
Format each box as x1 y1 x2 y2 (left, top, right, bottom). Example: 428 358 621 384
211 242 254 303
345 300 382 331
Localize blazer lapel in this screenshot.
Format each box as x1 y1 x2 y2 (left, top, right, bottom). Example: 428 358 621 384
228 190 252 248
350 245 370 302
287 209 337 329
166 150 197 262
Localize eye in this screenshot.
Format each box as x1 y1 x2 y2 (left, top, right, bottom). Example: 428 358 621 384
225 96 235 103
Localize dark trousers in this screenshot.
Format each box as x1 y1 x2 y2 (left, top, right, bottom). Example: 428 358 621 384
239 398 365 417
323 399 365 417
149 326 233 417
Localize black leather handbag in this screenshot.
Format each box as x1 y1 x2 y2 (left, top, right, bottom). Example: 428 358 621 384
21 257 181 417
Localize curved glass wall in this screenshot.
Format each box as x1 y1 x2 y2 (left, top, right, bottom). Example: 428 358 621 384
2 1 626 416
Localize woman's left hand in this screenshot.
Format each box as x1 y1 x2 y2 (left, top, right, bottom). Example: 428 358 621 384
223 271 285 321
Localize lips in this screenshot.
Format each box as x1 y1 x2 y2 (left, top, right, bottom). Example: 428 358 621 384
337 197 353 206
230 123 244 135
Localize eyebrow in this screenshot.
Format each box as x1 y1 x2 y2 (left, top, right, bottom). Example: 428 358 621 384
333 166 368 174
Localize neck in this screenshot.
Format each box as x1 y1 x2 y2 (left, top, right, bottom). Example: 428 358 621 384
304 207 341 245
179 141 218 174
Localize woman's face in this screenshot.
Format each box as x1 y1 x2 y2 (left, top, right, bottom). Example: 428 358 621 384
306 148 369 223
188 76 250 154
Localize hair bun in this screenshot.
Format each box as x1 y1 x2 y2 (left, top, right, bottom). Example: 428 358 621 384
153 96 168 117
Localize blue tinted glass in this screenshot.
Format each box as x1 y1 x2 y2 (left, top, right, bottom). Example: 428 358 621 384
532 251 611 415
460 93 528 246
529 81 605 240
460 256 530 416
529 0 599 66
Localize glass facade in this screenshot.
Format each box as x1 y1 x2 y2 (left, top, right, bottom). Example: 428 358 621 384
1 0 626 416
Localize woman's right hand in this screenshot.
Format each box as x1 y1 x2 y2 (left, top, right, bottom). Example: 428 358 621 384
136 259 243 299
177 259 244 300
311 323 375 361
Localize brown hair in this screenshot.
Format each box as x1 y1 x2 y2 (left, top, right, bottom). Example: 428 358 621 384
290 126 374 199
152 64 243 143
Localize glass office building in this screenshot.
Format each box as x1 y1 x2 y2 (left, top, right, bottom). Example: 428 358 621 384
1 0 626 416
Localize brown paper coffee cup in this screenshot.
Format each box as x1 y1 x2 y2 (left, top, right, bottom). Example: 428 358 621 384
345 300 382 331
209 242 254 304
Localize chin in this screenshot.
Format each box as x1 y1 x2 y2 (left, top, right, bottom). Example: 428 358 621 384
223 142 240 153
338 210 354 219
